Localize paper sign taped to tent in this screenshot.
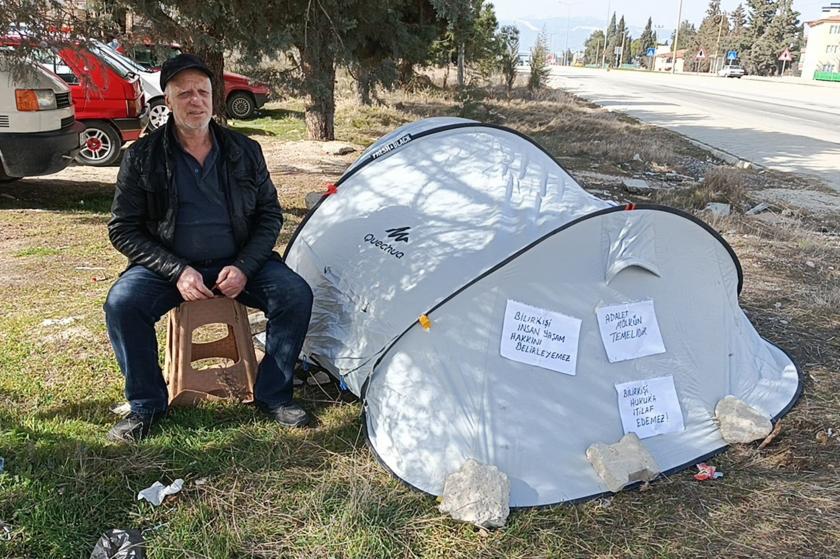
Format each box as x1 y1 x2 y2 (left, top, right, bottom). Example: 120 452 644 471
615 375 685 439
500 299 581 375
596 300 666 363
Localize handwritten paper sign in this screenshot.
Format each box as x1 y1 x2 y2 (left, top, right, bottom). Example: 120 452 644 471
499 300 581 375
615 376 685 439
596 300 666 363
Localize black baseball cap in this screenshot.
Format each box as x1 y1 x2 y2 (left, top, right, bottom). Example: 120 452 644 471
160 53 214 91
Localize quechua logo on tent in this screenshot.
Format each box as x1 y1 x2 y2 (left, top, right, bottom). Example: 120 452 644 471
363 226 410 259
385 227 410 242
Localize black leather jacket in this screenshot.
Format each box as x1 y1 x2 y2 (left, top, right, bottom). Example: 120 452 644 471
108 117 283 282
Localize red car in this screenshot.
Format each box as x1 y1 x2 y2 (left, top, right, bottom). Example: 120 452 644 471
42 46 148 165
4 37 148 166
128 43 270 120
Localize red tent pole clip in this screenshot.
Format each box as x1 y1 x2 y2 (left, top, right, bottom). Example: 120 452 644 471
325 183 338 196
625 203 636 211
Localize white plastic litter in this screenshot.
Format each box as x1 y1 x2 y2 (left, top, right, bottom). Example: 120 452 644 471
137 479 184 506
41 316 81 327
110 402 132 417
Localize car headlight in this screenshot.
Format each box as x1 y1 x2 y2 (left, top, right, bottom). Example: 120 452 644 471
15 89 58 111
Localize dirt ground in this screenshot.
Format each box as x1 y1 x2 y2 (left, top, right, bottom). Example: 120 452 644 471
1 91 838 558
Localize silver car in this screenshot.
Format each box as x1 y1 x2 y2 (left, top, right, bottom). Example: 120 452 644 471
718 65 745 78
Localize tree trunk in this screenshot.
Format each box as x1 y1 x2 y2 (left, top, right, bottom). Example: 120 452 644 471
298 33 335 141
398 60 414 87
457 42 465 88
356 65 372 106
442 63 449 90
194 46 226 126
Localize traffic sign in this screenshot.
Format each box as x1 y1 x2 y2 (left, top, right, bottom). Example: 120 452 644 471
614 46 623 55
726 50 737 60
778 48 792 62
695 48 706 60
646 47 656 57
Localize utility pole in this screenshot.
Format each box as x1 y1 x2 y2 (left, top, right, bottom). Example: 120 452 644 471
564 6 571 66
671 0 684 74
710 11 725 74
601 0 611 69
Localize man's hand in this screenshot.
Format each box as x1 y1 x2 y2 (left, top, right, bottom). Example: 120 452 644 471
215 265 247 298
177 266 214 301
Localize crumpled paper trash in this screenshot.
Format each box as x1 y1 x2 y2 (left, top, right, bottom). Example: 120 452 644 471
90 529 145 559
693 463 724 481
137 479 184 506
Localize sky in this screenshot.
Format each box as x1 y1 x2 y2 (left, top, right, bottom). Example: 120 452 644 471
492 0 834 31
491 0 834 52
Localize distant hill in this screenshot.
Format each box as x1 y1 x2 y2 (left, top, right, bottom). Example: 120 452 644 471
501 16 647 55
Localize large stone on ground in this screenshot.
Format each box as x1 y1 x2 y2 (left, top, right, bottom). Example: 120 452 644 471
586 433 660 493
715 395 772 444
304 191 323 210
623 178 654 194
438 459 510 528
704 202 731 217
322 142 356 156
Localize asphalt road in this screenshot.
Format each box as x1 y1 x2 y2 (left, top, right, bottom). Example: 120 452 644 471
549 67 840 192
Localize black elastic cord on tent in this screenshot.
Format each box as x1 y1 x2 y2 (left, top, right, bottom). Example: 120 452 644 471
360 338 803 510
283 122 743 294
361 203 744 400
284 122 802 508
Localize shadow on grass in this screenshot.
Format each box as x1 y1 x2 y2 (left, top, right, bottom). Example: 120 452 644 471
231 108 306 139
0 179 114 213
257 107 305 120
0 381 367 558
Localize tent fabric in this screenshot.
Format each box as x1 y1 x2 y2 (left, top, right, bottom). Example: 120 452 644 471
285 118 801 507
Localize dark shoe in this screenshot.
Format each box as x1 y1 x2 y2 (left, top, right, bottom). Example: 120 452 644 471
107 412 159 443
257 400 311 428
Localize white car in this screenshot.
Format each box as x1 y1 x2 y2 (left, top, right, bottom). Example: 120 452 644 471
718 65 745 78
0 58 84 182
91 40 169 130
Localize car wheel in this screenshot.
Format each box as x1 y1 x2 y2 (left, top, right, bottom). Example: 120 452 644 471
147 98 170 131
226 92 256 119
76 121 122 167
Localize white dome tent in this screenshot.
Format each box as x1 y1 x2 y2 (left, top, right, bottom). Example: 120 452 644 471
284 117 801 507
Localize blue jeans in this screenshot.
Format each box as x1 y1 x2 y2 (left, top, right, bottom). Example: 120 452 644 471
104 258 313 417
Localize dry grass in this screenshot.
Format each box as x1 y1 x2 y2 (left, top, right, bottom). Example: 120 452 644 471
0 82 838 559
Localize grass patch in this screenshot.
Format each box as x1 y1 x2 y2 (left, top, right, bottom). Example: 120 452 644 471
1 82 838 559
230 106 307 140
14 246 61 257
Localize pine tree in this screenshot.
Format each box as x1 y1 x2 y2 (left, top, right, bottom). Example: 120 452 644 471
671 20 697 52
583 30 606 65
498 25 520 94
616 16 628 66
755 0 801 74
606 14 629 67
604 12 617 65
690 0 729 72
640 17 657 51
726 3 749 62
528 31 551 91
731 3 748 33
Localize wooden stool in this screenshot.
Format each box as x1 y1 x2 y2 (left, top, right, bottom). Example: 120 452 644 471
164 297 258 407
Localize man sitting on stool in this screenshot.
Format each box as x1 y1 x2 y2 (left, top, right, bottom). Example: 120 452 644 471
104 54 313 443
